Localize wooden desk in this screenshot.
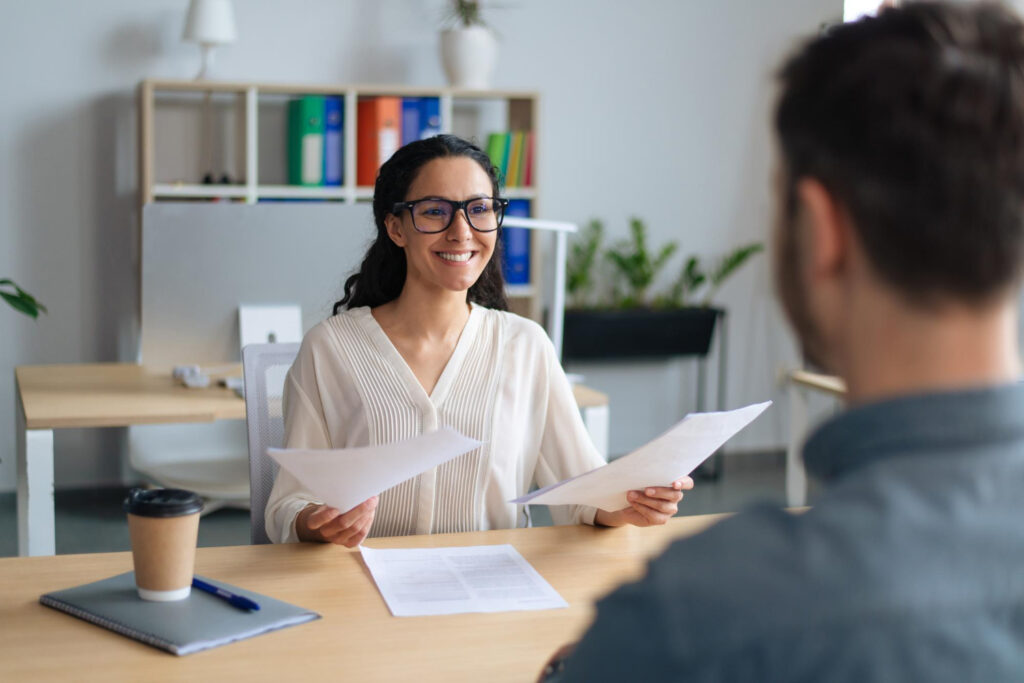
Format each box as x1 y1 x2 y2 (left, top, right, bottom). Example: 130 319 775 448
0 517 723 682
14 364 611 557
786 370 846 507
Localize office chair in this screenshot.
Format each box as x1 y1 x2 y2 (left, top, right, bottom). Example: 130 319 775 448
242 342 300 544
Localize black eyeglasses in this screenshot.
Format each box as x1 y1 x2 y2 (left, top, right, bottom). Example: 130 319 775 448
391 197 509 234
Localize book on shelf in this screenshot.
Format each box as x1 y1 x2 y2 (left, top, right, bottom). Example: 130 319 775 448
401 97 442 145
506 132 523 188
288 95 325 187
357 97 401 186
486 133 507 177
323 96 344 187
501 198 532 286
523 131 534 187
401 97 421 146
485 132 533 189
419 97 441 138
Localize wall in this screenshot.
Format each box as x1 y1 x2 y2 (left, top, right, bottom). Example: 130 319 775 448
0 0 842 491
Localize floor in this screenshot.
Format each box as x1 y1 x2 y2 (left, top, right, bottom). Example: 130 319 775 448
0 451 808 557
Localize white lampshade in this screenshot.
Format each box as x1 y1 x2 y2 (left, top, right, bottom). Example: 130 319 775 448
183 0 237 46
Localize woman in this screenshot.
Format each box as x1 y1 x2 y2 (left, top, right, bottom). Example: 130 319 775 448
265 135 690 546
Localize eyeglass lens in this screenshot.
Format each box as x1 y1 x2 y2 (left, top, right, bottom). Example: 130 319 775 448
412 199 501 232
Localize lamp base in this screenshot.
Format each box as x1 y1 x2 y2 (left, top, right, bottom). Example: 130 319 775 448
194 43 216 80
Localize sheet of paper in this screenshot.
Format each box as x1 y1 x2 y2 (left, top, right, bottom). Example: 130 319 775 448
513 401 772 511
268 427 482 513
360 544 568 617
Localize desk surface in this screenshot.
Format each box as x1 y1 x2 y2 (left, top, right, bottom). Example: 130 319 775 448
15 364 245 429
0 517 722 682
15 363 609 430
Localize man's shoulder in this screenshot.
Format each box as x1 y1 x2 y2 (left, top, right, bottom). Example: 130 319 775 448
627 503 881 650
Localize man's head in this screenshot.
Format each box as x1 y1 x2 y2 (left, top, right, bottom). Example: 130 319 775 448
774 2 1024 374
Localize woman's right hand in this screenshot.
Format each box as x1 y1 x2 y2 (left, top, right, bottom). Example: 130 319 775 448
295 497 378 547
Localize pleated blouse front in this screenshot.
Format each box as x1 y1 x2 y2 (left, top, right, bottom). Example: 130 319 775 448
264 304 604 543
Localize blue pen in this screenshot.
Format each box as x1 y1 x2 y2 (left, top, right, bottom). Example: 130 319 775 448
192 577 261 612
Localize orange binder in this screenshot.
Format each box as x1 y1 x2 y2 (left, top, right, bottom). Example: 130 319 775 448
357 97 402 186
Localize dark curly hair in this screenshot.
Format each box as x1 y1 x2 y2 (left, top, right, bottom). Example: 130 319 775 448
332 134 508 314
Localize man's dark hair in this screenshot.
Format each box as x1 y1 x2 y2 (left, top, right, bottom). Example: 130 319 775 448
776 1 1024 304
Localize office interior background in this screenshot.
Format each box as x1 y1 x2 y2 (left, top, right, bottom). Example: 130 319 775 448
7 0 1021 553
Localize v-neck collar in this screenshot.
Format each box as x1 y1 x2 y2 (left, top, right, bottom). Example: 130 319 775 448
355 303 482 407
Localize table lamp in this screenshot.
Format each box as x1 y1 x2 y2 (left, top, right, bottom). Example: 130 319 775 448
183 0 237 80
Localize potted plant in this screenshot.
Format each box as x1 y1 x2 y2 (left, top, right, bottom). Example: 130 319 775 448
440 1 499 89
562 218 762 361
1 278 46 318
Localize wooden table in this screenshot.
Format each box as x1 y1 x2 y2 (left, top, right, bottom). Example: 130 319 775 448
0 516 723 682
786 370 846 506
14 364 610 557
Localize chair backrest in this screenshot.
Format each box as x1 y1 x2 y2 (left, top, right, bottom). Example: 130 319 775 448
242 342 300 544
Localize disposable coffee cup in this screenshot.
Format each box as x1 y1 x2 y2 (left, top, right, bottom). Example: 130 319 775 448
123 488 203 602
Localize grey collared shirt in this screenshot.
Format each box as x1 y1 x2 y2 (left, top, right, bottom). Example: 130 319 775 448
562 383 1024 682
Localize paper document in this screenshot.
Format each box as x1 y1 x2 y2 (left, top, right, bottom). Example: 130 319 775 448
360 544 568 617
268 427 482 513
513 401 772 511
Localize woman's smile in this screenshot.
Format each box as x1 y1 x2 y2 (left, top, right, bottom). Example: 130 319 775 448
435 250 476 265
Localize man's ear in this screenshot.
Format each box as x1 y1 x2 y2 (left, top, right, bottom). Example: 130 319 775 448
795 178 848 280
385 213 407 248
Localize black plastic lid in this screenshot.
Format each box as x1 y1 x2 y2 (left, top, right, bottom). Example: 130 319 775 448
123 488 203 518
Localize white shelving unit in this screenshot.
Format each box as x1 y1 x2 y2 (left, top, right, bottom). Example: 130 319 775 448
138 78 543 319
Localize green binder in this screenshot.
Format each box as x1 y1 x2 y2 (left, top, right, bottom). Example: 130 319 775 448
288 96 326 186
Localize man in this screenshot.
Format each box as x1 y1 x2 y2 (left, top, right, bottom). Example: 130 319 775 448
545 2 1024 680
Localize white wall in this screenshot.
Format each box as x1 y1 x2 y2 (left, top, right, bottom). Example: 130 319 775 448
0 0 842 491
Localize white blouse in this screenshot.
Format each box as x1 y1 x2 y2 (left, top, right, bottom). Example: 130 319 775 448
264 304 605 543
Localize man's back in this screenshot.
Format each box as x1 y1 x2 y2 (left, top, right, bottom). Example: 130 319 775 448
565 383 1024 681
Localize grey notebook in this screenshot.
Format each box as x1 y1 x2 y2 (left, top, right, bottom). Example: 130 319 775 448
40 572 320 656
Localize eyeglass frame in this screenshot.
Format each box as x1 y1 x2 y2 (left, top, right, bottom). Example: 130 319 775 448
391 196 510 234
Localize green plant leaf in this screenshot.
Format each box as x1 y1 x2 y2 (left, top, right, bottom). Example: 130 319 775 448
567 219 603 308
710 243 764 286
602 218 679 307
701 242 763 306
1 279 46 318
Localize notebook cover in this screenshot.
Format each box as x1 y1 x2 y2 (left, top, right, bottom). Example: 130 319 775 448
40 572 320 656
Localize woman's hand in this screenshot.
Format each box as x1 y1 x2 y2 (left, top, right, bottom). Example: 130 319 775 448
594 477 693 528
295 497 378 547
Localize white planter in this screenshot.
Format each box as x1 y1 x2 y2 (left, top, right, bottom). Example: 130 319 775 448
440 26 498 89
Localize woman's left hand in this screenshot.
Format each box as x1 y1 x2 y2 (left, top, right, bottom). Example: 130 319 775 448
594 477 693 528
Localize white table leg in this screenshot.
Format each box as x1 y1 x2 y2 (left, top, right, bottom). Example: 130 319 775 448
786 381 808 508
16 393 55 556
581 405 610 461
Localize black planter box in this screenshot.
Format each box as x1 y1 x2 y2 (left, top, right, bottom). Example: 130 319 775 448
563 307 722 361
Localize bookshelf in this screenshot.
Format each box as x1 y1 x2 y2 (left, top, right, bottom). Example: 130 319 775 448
138 79 542 320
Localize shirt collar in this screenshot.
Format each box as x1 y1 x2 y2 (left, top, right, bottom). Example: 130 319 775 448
803 380 1024 482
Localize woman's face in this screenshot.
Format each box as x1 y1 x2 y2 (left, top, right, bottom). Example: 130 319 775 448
385 156 498 297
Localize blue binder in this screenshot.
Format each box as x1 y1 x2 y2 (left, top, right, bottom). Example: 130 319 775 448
501 199 531 285
419 98 441 139
323 97 344 186
401 98 422 145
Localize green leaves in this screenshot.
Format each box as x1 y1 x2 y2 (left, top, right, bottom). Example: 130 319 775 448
701 243 764 306
449 0 484 28
605 218 678 307
564 218 763 310
567 219 604 308
1 279 47 319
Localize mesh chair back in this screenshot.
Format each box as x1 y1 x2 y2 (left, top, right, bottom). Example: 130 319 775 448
242 342 300 544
